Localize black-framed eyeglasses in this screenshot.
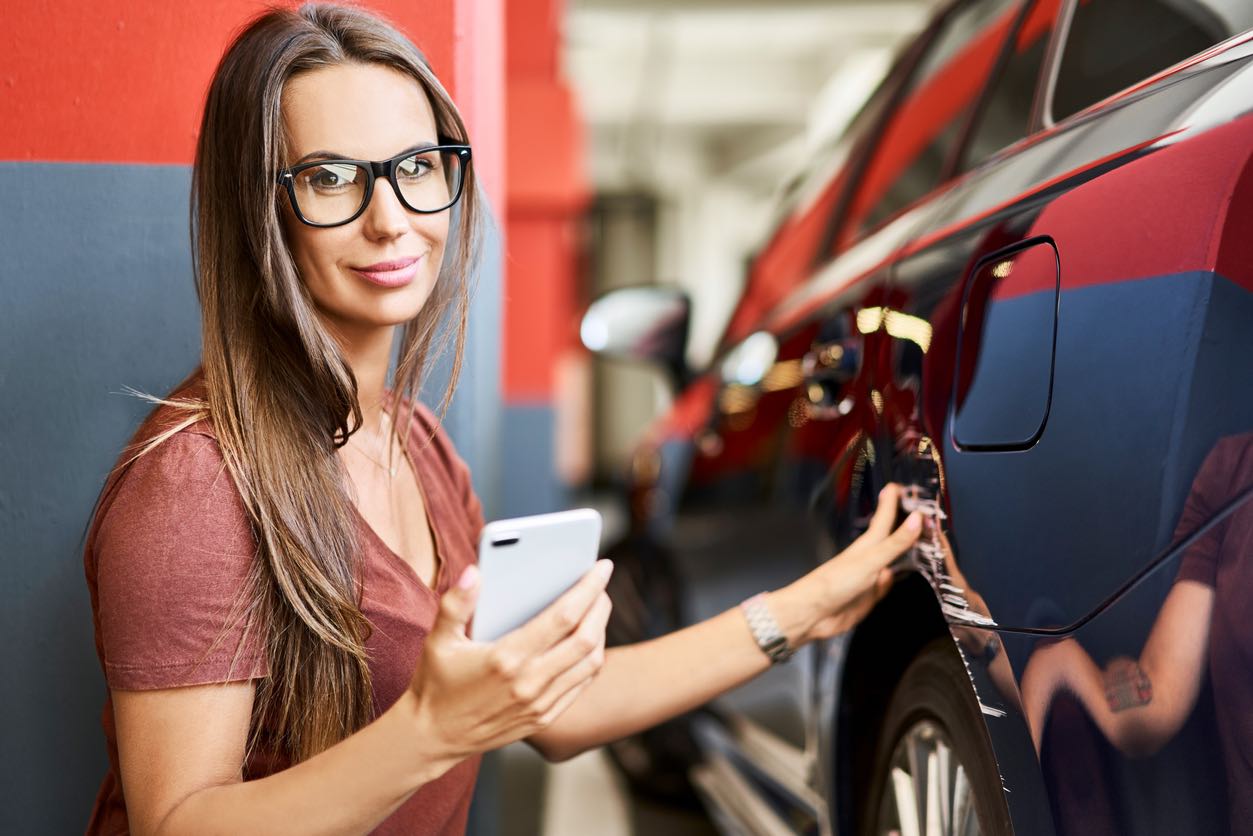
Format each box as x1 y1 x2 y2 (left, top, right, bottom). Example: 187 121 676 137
277 143 472 228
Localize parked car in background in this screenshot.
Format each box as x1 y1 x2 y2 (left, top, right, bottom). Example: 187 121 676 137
583 0 1253 833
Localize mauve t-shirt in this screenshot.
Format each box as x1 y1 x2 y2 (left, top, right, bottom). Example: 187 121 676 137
1173 432 1253 835
83 385 483 835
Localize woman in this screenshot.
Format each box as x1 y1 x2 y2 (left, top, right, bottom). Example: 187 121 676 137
83 4 922 834
1020 432 1253 835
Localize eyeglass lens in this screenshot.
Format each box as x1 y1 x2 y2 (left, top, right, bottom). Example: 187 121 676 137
290 148 464 225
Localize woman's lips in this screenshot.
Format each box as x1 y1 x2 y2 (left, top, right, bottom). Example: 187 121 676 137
349 256 421 288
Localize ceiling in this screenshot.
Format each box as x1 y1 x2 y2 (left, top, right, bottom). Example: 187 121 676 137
564 0 943 191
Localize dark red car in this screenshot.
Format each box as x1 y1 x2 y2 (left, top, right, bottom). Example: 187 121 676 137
583 0 1253 833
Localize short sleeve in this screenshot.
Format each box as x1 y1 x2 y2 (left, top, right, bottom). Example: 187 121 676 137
93 430 269 690
1173 434 1253 588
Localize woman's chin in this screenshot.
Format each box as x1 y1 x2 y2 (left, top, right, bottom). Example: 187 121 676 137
360 304 427 329
315 301 428 337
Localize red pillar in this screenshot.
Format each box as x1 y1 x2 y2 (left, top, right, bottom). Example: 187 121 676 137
504 0 590 486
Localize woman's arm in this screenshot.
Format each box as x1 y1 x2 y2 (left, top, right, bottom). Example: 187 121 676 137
115 683 453 836
115 560 614 836
1021 579 1215 757
526 485 922 761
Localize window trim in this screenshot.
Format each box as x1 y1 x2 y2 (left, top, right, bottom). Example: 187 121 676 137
1032 0 1079 131
1032 0 1248 130
945 0 1040 178
810 0 968 267
820 0 1051 256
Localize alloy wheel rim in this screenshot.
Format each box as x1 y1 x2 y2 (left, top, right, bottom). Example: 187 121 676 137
875 719 982 836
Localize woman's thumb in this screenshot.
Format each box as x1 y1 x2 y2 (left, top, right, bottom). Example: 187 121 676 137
436 564 480 637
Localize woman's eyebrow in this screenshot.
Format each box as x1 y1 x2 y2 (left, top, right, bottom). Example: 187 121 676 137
295 150 345 164
294 141 442 165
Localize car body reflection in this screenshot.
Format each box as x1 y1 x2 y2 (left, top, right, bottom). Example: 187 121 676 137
1017 434 1253 835
582 0 1253 833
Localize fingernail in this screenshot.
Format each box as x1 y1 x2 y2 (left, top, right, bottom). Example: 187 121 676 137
906 512 922 532
458 564 480 589
879 485 890 498
596 559 614 580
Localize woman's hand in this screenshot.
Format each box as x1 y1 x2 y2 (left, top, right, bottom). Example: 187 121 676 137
404 559 614 764
1020 579 1215 758
771 483 922 646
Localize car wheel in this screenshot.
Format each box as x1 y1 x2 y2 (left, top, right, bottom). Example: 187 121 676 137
861 638 1013 836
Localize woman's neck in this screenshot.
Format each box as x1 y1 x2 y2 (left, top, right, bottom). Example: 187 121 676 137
334 322 397 439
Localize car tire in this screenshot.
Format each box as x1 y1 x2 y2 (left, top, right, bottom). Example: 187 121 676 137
860 638 1013 836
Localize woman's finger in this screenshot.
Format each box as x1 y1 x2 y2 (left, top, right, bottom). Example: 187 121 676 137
430 564 481 641
538 592 611 678
861 511 923 572
536 670 596 729
499 559 614 656
873 567 894 603
531 638 605 720
860 483 904 543
520 593 611 698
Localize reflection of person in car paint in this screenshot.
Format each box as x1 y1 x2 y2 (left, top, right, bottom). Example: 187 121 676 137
1020 433 1253 833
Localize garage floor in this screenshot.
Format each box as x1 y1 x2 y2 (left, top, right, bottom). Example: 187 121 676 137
498 742 717 836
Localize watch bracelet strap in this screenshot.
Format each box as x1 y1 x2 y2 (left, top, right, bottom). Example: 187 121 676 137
740 592 795 664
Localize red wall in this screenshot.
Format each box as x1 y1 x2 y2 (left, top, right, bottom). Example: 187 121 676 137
0 1 463 165
1 0 580 447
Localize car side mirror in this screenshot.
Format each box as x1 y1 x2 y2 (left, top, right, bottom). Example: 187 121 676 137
580 286 691 387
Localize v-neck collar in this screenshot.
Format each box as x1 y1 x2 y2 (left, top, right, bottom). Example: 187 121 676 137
350 410 446 599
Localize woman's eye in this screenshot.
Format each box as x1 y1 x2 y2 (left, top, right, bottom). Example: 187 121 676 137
398 156 436 180
307 164 358 190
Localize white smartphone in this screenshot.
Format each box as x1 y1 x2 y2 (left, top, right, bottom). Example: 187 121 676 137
470 508 603 642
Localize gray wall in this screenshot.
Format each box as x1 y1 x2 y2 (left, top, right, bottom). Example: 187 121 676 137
0 162 502 833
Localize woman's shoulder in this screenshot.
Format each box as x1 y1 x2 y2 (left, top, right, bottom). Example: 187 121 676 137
112 399 226 493
90 384 249 561
87 387 266 691
117 371 218 452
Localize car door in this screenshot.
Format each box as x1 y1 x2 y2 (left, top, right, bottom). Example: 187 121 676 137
885 1 1253 833
677 1 1039 830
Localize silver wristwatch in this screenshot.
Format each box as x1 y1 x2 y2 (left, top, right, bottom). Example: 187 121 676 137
740 592 795 664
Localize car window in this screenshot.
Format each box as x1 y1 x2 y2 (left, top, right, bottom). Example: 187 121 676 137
960 0 1062 172
1052 0 1253 123
714 56 908 355
841 0 1023 244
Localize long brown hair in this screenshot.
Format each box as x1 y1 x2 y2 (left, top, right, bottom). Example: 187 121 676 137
155 2 481 763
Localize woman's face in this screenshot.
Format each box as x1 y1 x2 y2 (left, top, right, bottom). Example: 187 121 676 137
280 62 450 337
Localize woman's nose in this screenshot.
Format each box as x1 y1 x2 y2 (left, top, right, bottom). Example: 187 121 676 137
361 177 410 239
